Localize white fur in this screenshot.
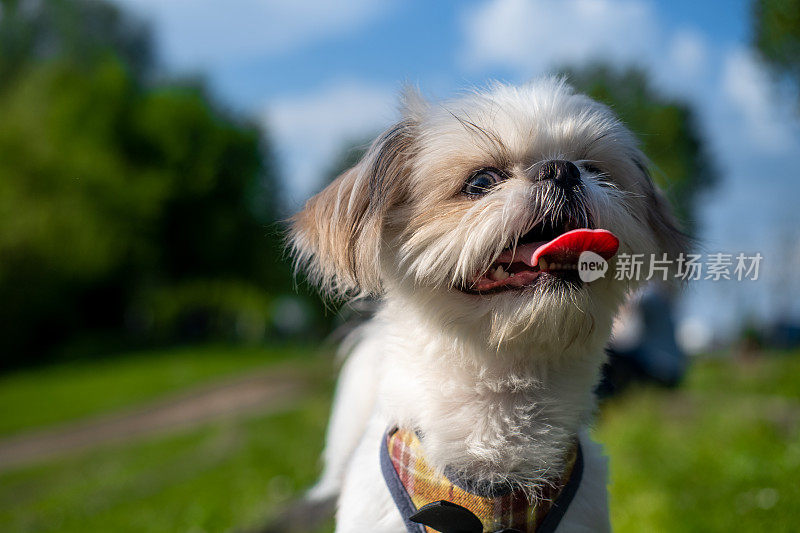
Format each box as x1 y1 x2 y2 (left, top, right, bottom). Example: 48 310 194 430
295 79 685 532
314 306 611 533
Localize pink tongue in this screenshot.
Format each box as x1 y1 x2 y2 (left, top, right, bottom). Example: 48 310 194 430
500 229 620 267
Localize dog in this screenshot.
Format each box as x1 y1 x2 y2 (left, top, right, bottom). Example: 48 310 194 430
288 78 686 533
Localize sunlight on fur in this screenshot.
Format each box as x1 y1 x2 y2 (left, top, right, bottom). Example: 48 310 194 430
289 77 687 533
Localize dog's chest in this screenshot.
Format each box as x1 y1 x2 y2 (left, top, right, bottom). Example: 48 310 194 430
383 364 581 478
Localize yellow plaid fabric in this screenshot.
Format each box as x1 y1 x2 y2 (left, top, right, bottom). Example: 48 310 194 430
383 427 579 533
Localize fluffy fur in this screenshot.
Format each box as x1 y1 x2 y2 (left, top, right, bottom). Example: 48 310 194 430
290 78 686 532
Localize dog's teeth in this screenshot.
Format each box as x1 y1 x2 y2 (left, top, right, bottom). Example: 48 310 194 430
489 265 510 281
552 263 561 270
539 258 548 270
496 265 510 280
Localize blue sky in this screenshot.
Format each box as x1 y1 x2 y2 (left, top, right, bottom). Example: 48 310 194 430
116 0 800 347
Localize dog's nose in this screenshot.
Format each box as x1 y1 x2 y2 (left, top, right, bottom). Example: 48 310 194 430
537 160 581 188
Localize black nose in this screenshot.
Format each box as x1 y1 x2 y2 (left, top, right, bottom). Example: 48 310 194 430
537 160 581 188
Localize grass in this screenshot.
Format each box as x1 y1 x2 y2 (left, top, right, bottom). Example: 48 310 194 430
0 346 336 533
0 345 798 532
0 343 315 437
596 351 800 532
0 395 334 533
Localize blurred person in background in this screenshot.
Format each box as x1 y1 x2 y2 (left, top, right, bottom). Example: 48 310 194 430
597 283 687 398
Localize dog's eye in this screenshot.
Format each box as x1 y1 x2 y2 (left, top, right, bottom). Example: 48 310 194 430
580 163 616 188
462 168 505 197
581 163 603 175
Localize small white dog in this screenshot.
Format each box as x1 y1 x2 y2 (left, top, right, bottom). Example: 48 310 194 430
289 78 686 533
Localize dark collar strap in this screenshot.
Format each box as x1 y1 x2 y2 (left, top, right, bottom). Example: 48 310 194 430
380 428 426 532
536 441 583 533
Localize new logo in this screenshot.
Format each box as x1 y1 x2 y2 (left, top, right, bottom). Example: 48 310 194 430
578 251 608 282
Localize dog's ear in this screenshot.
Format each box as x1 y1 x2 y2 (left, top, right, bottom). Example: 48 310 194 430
635 159 692 259
289 119 416 298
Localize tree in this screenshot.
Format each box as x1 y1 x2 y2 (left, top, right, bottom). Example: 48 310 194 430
0 0 153 83
0 0 290 366
752 0 800 93
562 65 717 236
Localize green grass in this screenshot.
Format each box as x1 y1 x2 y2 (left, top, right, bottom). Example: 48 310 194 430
0 350 336 533
685 350 800 400
0 346 798 532
0 344 315 437
596 351 800 532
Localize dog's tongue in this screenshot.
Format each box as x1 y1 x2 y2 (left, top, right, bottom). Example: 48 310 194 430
503 229 620 267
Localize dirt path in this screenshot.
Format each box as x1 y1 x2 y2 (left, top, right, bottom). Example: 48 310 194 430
0 370 304 471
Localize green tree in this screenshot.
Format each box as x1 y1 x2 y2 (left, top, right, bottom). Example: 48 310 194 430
0 0 290 366
562 65 717 236
752 0 800 92
0 0 153 82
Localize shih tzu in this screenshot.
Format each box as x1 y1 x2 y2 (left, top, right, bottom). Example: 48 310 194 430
288 78 686 533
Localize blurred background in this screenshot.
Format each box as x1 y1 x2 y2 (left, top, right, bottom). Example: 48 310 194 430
0 0 798 531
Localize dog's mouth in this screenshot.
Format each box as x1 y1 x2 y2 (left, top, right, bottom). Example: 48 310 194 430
464 219 619 294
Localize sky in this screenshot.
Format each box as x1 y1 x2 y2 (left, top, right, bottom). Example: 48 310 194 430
115 0 800 348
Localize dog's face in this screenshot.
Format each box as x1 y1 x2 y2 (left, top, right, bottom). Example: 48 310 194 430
291 79 687 352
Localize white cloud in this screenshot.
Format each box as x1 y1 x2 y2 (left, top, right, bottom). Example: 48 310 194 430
461 0 715 95
461 0 658 74
683 48 800 335
721 47 796 153
264 81 398 205
115 0 392 68
667 29 708 79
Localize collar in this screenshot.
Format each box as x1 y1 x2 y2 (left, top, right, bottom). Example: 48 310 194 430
380 427 583 533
